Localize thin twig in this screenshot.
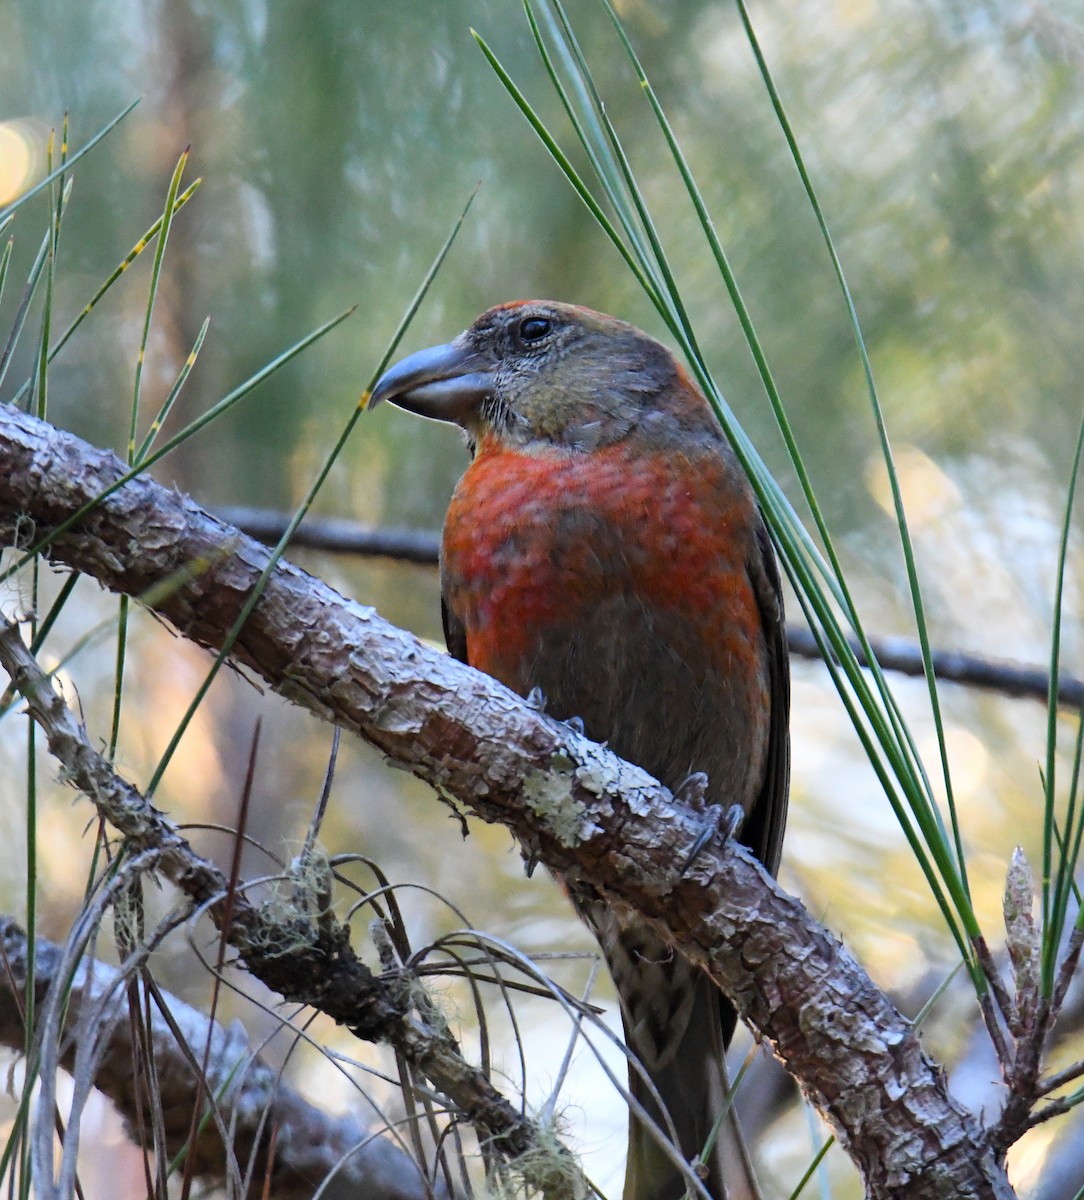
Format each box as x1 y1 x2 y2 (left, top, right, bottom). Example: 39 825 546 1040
1053 927 1084 1013
971 934 1017 1051
1025 1091 1084 1132
1038 1057 1084 1098
974 987 1012 1077
216 505 1084 709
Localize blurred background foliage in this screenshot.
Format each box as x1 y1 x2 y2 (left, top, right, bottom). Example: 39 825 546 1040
2 0 1084 1195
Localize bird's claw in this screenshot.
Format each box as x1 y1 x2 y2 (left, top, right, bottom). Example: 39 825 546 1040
681 802 746 875
674 771 709 806
564 714 585 735
521 843 542 878
526 686 547 711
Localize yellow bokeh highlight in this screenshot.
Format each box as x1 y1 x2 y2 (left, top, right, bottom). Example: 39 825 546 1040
865 442 961 528
921 726 990 809
0 118 46 206
1007 1120 1059 1195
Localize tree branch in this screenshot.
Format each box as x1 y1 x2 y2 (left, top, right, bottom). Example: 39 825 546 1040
0 403 1015 1198
213 505 1084 710
0 617 579 1200
0 917 440 1200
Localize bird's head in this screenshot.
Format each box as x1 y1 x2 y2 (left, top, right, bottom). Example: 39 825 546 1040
368 301 716 453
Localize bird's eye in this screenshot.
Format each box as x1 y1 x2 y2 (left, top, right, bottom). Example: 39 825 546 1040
518 316 552 343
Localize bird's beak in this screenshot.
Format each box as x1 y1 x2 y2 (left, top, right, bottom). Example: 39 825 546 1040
366 340 494 425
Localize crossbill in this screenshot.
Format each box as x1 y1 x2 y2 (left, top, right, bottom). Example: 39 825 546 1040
370 301 790 1200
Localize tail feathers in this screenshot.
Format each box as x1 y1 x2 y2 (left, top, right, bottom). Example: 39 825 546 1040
568 888 761 1200
623 971 761 1200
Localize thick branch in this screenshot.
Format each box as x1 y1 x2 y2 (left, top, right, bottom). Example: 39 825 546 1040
0 404 1014 1199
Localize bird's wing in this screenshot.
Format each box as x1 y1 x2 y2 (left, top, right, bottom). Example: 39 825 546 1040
740 516 791 878
441 591 470 665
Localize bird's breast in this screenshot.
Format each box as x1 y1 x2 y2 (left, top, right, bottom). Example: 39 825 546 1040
441 439 771 805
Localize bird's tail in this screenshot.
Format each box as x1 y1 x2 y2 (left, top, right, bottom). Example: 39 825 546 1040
622 969 761 1200
572 889 762 1200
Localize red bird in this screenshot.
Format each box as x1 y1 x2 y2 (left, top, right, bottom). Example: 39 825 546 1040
370 301 790 1200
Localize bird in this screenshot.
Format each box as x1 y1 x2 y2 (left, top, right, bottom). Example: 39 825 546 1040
368 300 790 1200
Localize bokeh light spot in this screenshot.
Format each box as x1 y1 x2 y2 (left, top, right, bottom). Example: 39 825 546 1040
0 119 46 206
865 443 962 528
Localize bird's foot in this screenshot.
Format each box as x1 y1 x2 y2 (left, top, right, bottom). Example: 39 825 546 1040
526 687 586 735
681 802 745 875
